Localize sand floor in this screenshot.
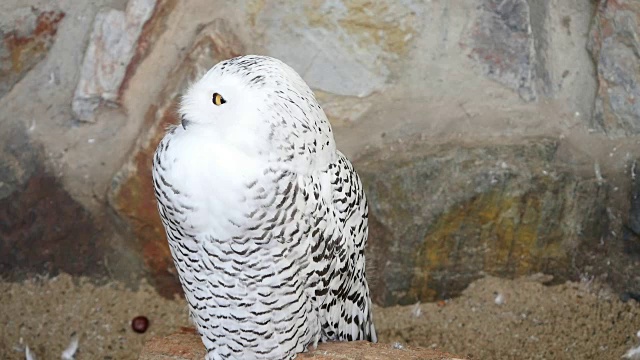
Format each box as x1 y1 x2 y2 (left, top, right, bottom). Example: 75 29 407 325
1 274 639 360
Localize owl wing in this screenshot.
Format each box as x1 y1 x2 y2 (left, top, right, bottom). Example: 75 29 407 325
309 151 377 343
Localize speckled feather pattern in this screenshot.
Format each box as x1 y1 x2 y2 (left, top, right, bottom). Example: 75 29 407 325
152 55 376 360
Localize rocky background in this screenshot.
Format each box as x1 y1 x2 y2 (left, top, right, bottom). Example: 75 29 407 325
1 0 639 308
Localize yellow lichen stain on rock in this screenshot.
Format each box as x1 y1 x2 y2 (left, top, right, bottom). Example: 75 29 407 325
410 190 569 301
493 194 538 268
304 0 417 56
246 0 266 28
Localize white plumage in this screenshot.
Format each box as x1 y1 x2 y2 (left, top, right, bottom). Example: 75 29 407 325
153 55 376 360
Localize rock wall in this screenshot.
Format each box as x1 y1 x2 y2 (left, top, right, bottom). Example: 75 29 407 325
0 0 638 303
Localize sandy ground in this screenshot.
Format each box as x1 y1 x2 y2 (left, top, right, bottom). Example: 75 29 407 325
1 274 639 360
376 275 640 359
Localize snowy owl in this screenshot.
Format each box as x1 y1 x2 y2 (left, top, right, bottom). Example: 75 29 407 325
152 55 377 360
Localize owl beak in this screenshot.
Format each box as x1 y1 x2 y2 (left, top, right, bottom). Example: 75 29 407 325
181 115 191 130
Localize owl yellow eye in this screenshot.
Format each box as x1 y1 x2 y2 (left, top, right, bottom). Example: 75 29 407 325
212 92 226 106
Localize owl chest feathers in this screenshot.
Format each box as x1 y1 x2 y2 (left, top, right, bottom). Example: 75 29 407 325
156 128 333 242
153 127 273 234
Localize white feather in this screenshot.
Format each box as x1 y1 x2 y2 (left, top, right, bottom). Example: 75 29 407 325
61 333 79 359
25 345 35 360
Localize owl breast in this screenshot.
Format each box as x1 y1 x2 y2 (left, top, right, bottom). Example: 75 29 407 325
154 125 272 237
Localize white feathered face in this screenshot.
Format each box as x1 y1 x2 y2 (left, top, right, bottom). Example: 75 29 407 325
179 64 265 133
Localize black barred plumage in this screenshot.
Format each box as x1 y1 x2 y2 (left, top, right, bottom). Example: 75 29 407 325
153 55 376 360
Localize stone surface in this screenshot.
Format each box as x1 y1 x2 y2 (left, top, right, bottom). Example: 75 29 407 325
120 0 177 97
625 158 640 267
138 328 465 360
0 120 39 201
465 0 547 101
0 7 64 99
72 0 163 122
315 90 373 125
628 159 640 237
249 0 423 97
588 0 640 137
109 19 245 295
542 1 596 112
357 139 624 305
0 121 104 279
